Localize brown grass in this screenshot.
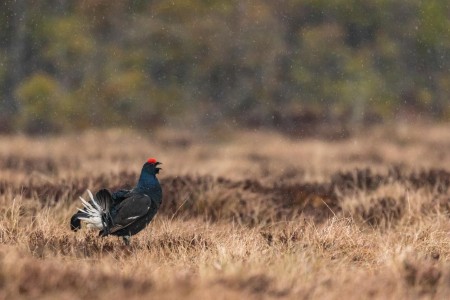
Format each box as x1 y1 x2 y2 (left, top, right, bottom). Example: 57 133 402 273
1 124 450 299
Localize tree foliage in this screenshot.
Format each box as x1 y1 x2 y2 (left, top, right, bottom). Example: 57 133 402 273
0 0 449 133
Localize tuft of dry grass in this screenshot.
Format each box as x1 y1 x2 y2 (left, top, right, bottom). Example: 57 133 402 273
1 124 450 299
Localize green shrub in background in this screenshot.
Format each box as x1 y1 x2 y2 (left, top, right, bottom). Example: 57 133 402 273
15 73 64 134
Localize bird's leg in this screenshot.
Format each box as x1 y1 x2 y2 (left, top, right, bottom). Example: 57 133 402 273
122 235 131 246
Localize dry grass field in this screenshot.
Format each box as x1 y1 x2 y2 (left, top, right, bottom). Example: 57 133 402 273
1 124 450 299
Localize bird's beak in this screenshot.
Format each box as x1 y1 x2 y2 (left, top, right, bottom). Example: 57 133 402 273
156 162 162 166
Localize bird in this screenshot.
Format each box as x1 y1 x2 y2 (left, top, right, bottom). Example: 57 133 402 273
70 158 162 245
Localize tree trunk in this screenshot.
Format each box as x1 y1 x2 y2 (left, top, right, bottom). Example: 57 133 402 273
1 0 27 132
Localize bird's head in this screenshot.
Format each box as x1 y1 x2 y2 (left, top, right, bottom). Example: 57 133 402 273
143 157 162 175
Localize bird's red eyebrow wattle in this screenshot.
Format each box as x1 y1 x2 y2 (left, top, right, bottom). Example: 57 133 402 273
147 158 157 164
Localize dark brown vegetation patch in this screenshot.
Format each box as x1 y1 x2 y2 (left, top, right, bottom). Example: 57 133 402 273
160 168 450 225
331 167 450 193
403 260 442 296
160 175 339 224
2 166 450 225
353 196 405 226
0 171 138 205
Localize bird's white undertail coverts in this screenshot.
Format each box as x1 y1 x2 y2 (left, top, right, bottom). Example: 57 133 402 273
77 190 104 229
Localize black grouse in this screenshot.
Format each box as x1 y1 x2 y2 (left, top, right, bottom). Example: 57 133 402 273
70 158 162 245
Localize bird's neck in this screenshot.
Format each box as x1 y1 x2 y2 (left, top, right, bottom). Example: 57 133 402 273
136 171 159 190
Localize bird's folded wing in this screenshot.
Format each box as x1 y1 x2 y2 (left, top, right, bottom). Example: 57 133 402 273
108 194 153 233
111 189 131 203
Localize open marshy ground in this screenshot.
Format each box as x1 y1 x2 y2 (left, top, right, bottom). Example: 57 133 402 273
1 124 450 299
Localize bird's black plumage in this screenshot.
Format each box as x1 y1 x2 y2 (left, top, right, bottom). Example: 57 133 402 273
70 159 162 245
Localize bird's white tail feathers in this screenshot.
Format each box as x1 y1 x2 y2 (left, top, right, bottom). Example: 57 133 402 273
78 190 105 229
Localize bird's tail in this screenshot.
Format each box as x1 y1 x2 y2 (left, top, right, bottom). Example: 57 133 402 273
70 211 87 231
76 190 107 230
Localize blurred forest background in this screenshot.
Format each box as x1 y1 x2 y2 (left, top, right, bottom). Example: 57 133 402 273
0 0 449 135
